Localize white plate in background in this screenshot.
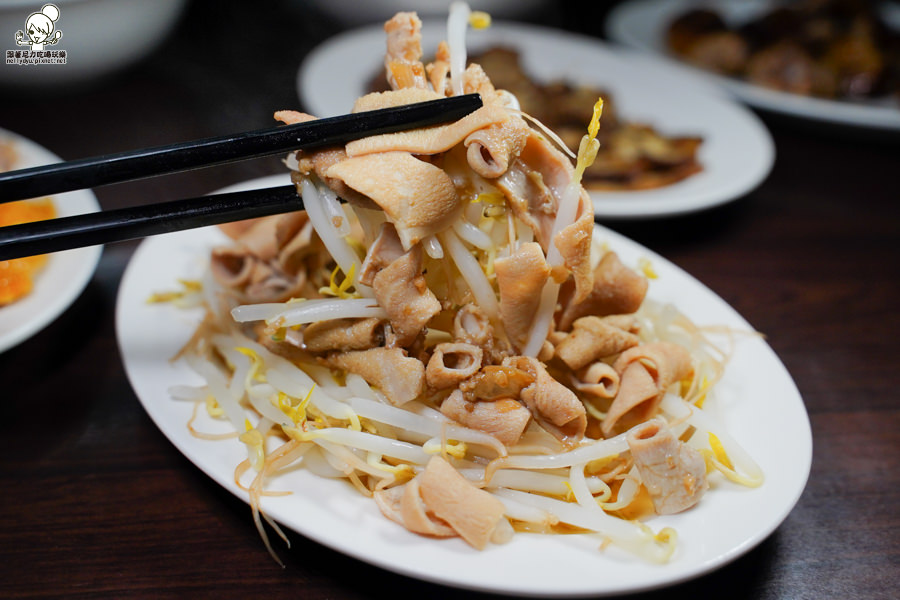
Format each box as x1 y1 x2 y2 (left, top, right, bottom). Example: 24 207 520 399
298 21 775 219
0 128 102 353
606 0 900 132
116 175 811 597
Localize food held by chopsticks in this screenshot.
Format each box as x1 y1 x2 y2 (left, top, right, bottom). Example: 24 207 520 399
371 46 705 191
154 3 763 564
666 0 900 102
0 95 484 263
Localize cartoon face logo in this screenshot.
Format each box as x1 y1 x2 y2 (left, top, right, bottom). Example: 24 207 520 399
15 4 63 52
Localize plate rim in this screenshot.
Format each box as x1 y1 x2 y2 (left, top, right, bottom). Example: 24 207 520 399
0 128 102 353
115 175 812 597
296 19 775 220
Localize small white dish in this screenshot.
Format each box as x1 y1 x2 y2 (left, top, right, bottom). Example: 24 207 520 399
297 20 774 220
0 128 101 353
116 175 811 597
606 0 900 132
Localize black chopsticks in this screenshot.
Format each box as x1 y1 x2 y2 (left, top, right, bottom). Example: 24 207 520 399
0 185 301 261
0 94 482 203
0 94 484 260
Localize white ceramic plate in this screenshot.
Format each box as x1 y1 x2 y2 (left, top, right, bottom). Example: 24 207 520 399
116 175 811 597
297 21 774 220
0 129 102 353
606 0 900 132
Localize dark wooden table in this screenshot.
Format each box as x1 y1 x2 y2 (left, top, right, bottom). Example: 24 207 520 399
1 2 897 598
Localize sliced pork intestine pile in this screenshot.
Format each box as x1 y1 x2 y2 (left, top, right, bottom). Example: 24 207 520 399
207 11 709 547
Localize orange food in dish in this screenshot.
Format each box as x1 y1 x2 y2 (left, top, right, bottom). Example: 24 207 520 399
0 198 56 305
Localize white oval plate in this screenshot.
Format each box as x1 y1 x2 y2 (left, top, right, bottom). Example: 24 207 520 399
116 175 810 597
606 0 900 132
0 128 102 353
297 21 775 220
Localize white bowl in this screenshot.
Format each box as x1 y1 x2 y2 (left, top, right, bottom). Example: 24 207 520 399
0 0 186 88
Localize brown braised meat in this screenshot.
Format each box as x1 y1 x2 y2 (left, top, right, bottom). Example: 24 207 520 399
471 47 704 191
666 0 900 102
667 9 749 75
